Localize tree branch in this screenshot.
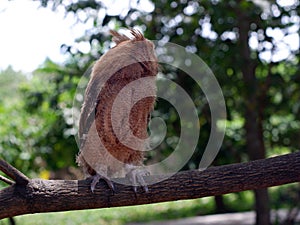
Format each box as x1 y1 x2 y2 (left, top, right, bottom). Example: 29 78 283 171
0 174 14 185
0 159 29 185
1 152 300 219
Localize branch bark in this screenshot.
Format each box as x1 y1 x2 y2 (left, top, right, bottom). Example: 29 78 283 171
0 159 29 185
1 151 300 219
0 175 14 185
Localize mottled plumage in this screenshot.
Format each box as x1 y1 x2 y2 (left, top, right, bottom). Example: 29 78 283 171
76 29 158 192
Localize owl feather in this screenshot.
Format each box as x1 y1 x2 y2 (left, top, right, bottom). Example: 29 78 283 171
77 28 158 193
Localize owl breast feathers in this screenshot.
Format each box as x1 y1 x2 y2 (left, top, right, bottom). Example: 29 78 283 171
77 29 158 183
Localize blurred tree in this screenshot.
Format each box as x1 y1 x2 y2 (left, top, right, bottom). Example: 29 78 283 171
19 58 85 174
0 62 83 179
0 66 26 105
22 0 300 224
0 67 39 176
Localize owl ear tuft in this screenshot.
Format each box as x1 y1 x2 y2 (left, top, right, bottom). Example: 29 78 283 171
109 30 130 44
110 28 145 44
130 28 145 41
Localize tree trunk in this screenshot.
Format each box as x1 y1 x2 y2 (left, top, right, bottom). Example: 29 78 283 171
254 189 270 225
236 2 271 224
245 106 270 225
214 195 229 213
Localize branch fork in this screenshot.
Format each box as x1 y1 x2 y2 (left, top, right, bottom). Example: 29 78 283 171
0 159 29 186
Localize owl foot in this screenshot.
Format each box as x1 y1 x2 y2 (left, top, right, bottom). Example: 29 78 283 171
90 173 115 193
126 168 150 194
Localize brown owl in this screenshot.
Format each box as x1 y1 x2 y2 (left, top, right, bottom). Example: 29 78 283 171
76 29 158 193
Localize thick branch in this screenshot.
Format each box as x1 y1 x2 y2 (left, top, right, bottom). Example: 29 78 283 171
1 152 300 219
0 159 29 185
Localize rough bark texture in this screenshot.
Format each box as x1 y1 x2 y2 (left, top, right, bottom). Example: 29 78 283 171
1 152 300 219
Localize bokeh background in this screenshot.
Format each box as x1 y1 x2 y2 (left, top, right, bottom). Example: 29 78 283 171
0 0 299 224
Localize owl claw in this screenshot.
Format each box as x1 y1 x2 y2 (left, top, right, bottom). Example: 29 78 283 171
90 173 115 193
126 168 150 194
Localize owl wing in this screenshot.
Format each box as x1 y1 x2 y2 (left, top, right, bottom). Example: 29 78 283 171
78 75 102 151
79 29 148 151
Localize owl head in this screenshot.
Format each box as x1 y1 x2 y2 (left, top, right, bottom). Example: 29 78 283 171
109 28 158 77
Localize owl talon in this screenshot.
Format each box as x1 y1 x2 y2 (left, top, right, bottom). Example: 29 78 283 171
126 168 150 194
90 174 115 193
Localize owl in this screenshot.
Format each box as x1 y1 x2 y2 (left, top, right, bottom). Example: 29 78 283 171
76 29 158 193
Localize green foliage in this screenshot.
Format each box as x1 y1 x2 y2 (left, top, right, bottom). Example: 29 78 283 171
34 0 300 168
0 66 26 105
0 67 39 175
35 0 299 215
0 61 84 176
18 58 85 172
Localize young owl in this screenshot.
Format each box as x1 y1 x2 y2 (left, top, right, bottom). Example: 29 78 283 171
76 29 158 193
